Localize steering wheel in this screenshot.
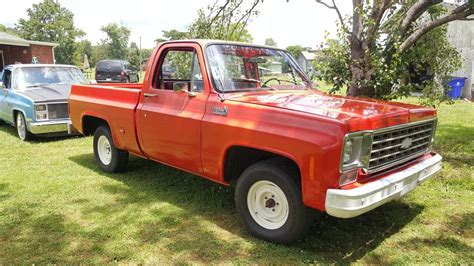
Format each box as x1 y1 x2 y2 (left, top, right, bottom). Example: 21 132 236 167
263 78 281 86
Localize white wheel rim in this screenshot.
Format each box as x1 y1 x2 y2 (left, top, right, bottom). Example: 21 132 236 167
247 180 289 230
16 114 26 140
97 135 112 165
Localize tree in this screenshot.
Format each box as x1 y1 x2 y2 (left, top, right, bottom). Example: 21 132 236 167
100 23 131 60
73 40 92 68
286 45 303 59
128 42 140 68
264 38 277 47
187 0 260 42
313 0 473 102
0 24 20 36
16 0 84 64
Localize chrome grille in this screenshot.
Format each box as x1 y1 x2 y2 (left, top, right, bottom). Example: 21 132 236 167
48 103 69 120
368 120 436 173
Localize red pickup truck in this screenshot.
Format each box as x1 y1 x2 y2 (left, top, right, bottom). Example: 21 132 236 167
68 40 442 243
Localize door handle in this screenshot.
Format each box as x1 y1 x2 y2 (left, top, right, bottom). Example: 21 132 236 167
144 93 158 98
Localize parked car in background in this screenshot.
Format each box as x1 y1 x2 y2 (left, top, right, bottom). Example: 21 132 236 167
0 64 89 140
95 60 140 83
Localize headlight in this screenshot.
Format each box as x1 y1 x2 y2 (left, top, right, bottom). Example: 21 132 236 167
339 132 372 185
35 104 48 121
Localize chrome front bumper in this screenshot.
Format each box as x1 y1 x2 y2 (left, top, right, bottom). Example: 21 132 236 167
325 154 442 218
28 120 70 134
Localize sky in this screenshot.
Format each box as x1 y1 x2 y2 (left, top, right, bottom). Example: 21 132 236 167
0 0 354 49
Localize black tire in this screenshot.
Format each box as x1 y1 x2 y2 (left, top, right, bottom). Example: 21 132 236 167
93 125 129 173
125 77 130 83
235 159 311 244
15 112 34 141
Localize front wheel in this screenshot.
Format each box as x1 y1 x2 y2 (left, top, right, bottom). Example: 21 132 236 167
93 125 129 173
235 160 311 244
16 112 34 141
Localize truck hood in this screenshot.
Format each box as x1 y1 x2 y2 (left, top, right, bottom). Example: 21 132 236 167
17 84 71 103
226 90 436 131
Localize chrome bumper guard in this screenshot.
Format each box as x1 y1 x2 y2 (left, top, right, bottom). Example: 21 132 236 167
325 154 442 218
28 120 71 135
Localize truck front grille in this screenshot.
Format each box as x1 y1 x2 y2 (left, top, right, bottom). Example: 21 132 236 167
48 103 69 120
368 120 436 173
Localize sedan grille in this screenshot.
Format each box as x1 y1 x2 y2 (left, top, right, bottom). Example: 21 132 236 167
368 120 436 173
48 103 69 120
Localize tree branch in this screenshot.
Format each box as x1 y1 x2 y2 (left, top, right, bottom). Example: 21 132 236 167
315 0 348 32
367 0 396 43
400 6 474 52
399 0 443 37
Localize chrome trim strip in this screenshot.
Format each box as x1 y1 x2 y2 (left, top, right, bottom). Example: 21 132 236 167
372 128 433 144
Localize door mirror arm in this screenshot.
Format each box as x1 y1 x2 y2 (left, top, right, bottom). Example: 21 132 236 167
173 82 196 97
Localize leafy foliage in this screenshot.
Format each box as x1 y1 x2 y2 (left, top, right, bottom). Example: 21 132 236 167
128 42 140 68
0 24 20 36
73 40 92 69
100 23 131 60
15 0 84 64
286 45 303 60
157 0 259 43
264 38 277 47
314 1 466 106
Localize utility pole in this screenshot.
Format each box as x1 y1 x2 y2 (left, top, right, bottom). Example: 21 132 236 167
139 36 142 72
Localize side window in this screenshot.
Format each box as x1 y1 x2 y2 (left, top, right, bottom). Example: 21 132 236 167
156 49 204 93
2 69 12 89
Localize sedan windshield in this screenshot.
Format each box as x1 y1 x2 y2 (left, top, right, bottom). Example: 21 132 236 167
14 67 89 89
207 44 313 92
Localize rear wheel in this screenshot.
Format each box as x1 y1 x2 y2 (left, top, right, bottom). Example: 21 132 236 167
235 159 311 244
93 125 129 173
16 112 34 141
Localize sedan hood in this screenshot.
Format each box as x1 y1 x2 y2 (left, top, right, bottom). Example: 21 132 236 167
226 90 436 131
18 84 71 103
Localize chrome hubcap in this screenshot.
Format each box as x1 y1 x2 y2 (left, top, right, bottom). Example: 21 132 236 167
247 180 289 230
97 135 112 165
16 114 26 140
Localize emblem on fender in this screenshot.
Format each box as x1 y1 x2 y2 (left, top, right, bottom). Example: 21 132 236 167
400 137 413 149
212 106 229 116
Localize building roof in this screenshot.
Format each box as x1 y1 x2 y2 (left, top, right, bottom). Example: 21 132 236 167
300 50 318 61
0 32 57 47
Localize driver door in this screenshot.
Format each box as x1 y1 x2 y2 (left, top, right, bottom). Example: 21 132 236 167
0 68 13 122
138 43 208 174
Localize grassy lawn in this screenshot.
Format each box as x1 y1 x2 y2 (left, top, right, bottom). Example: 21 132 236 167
0 100 472 264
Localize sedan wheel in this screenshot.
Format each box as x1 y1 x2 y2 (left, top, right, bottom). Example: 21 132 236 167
16 113 33 141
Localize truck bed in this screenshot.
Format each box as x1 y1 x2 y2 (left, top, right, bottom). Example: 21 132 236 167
68 84 144 156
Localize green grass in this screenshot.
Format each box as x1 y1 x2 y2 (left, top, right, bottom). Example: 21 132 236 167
0 100 472 264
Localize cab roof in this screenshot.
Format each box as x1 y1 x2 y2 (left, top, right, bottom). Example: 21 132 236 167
158 39 287 52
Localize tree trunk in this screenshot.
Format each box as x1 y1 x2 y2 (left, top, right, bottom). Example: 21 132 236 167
347 0 374 98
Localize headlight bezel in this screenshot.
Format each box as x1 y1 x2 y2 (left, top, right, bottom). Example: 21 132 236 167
340 132 373 173
35 104 49 121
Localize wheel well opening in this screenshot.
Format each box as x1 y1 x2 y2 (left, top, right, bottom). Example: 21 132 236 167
82 116 108 136
224 146 301 184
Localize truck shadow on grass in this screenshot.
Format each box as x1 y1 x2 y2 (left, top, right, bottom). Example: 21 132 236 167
68 153 425 263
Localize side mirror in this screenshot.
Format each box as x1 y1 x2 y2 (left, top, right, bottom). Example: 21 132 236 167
173 82 196 97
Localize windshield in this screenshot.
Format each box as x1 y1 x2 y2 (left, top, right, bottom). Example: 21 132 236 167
14 67 89 89
97 61 123 71
207 44 313 92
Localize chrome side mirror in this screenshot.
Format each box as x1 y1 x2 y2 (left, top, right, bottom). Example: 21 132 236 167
173 82 196 97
